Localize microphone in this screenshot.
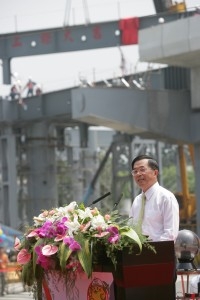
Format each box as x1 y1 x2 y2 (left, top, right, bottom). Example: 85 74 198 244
113 193 123 210
91 192 111 205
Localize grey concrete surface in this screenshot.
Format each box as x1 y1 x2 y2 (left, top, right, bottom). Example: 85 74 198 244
0 282 33 299
0 275 197 299
0 293 33 299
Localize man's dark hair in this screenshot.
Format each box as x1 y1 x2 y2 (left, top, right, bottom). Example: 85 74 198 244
131 154 159 171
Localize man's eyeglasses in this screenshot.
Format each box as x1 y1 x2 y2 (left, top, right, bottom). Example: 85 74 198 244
131 167 151 176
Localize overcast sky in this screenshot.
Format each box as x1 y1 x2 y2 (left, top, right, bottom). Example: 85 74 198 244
0 0 200 94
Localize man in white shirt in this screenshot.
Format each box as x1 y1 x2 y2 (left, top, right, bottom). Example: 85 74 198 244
129 154 179 300
129 154 179 241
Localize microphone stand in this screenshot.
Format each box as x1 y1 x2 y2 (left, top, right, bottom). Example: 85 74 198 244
112 193 123 211
90 192 111 206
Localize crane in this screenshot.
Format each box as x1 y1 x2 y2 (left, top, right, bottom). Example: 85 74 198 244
153 0 186 13
175 145 196 231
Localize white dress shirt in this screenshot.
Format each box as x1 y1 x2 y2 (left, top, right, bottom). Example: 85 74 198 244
129 182 179 242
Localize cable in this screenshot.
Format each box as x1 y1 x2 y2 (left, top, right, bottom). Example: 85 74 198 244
63 0 72 27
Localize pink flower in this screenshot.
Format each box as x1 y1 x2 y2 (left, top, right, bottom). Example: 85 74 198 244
63 237 81 251
17 249 31 264
107 226 120 244
14 237 21 251
91 208 98 216
41 210 49 217
96 226 103 232
27 230 38 238
54 234 65 242
104 214 111 221
94 232 109 238
35 245 56 269
41 245 58 256
108 235 119 243
80 221 91 232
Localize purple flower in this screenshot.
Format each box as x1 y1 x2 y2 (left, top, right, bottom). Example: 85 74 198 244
108 235 119 243
37 221 55 238
107 226 119 235
55 220 68 235
36 218 68 239
35 245 55 269
107 226 120 244
63 237 81 251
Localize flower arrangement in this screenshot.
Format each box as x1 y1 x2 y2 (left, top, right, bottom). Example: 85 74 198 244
14 201 152 298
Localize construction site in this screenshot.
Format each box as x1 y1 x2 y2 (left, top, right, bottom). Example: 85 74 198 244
0 0 200 236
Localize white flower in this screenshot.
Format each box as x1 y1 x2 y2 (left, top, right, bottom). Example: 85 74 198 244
57 201 76 213
65 201 77 211
33 213 47 226
90 215 108 230
77 207 93 220
64 215 81 235
33 218 44 227
55 207 69 217
54 202 77 219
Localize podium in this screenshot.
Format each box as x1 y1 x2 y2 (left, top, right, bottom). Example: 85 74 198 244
95 241 176 300
39 241 176 299
115 241 176 300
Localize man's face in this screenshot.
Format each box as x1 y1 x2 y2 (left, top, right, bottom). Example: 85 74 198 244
132 158 158 192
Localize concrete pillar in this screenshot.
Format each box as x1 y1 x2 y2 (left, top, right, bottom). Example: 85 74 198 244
191 68 200 109
67 127 113 206
80 148 99 205
71 157 85 204
156 141 164 186
2 58 11 84
0 127 19 228
77 125 100 205
26 122 58 222
112 133 133 209
193 144 200 236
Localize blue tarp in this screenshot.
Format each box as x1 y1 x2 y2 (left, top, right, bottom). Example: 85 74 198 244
0 234 15 248
0 224 23 249
0 224 23 238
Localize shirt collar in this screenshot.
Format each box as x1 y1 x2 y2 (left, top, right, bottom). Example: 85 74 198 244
144 182 159 200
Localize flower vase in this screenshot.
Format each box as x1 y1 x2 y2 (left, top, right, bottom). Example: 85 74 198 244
40 270 115 300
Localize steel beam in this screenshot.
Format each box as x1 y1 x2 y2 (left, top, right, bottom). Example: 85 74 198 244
71 87 195 143
2 86 200 143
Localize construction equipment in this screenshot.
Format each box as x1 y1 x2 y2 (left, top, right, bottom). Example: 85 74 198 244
153 0 186 13
169 1 186 13
175 145 196 231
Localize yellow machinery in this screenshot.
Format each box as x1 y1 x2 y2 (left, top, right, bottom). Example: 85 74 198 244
169 1 186 13
153 0 186 14
175 145 196 229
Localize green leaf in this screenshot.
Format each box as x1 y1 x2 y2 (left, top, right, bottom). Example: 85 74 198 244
59 242 72 270
33 238 45 277
76 236 92 277
121 228 142 252
21 261 34 286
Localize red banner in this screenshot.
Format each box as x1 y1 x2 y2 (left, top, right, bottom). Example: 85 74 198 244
119 17 139 45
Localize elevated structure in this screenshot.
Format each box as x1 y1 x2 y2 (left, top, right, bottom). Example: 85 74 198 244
138 12 200 234
1 9 200 233
0 10 194 84
139 14 200 109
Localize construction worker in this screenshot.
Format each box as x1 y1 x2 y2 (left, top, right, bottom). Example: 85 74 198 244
0 246 9 296
24 77 36 97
